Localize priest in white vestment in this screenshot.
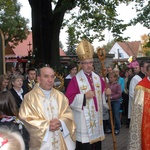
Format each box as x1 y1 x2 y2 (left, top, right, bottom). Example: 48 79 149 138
19 67 76 150
128 60 148 119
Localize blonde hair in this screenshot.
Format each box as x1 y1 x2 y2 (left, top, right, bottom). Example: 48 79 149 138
0 74 10 89
0 127 25 150
109 72 119 81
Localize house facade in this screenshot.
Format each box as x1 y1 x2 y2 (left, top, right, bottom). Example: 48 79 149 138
108 41 144 60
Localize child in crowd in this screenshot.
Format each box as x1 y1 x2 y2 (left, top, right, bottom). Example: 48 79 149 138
127 56 139 69
0 127 25 150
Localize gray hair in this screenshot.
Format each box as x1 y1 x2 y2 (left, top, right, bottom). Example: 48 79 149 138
11 74 24 83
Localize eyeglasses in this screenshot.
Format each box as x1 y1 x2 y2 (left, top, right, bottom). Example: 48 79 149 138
81 61 93 65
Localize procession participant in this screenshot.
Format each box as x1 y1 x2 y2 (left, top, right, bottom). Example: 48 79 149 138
113 68 124 125
106 66 113 78
128 60 149 120
19 67 76 150
64 63 77 91
65 39 111 150
106 72 122 135
128 64 150 150
9 74 26 109
22 67 37 93
127 56 139 69
0 74 10 91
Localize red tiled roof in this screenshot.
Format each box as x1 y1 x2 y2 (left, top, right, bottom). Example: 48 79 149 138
5 32 66 57
117 41 141 57
5 45 15 56
59 48 66 56
13 32 32 57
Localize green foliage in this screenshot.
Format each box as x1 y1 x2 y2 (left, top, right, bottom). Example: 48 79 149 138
130 0 150 29
63 0 131 44
145 51 150 57
144 36 150 49
66 26 78 55
27 0 149 67
0 0 29 46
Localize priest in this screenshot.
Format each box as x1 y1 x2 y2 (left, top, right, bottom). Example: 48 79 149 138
19 67 76 150
65 39 111 150
128 64 150 150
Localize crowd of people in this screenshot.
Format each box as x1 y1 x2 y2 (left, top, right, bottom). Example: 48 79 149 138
0 39 149 150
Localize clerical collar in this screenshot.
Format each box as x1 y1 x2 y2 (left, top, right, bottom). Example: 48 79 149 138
84 72 92 77
39 86 51 98
147 76 150 81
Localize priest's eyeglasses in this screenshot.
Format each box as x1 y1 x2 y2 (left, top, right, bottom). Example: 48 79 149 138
81 61 93 65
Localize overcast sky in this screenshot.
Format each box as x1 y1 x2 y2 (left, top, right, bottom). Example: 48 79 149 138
18 0 150 49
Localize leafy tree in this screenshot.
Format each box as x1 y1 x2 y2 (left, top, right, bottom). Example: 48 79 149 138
141 34 150 56
64 1 131 43
130 1 150 29
145 51 150 57
28 0 139 68
130 0 150 50
66 26 77 55
0 0 29 46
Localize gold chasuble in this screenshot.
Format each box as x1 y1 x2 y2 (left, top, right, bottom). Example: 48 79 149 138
128 77 150 150
19 84 76 150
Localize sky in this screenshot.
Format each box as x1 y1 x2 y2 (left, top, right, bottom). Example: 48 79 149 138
18 0 150 49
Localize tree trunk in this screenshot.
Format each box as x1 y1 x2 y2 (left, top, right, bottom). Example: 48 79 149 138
28 0 76 68
29 0 65 68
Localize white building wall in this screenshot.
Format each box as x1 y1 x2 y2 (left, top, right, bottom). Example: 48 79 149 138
108 43 129 59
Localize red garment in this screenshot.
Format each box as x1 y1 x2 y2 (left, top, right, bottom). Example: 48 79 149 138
138 77 150 150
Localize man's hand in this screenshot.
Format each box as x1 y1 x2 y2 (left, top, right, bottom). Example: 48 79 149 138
105 88 111 96
49 118 61 132
85 90 95 99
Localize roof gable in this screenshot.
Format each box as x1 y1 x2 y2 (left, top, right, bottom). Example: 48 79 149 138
117 41 141 57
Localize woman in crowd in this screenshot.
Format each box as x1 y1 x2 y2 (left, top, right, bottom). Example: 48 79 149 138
0 74 10 91
9 74 27 108
0 91 29 150
64 63 77 91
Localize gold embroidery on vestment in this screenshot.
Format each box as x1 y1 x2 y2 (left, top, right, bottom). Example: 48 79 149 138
80 78 84 82
81 85 87 90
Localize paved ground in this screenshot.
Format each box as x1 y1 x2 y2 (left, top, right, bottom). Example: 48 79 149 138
102 117 129 150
